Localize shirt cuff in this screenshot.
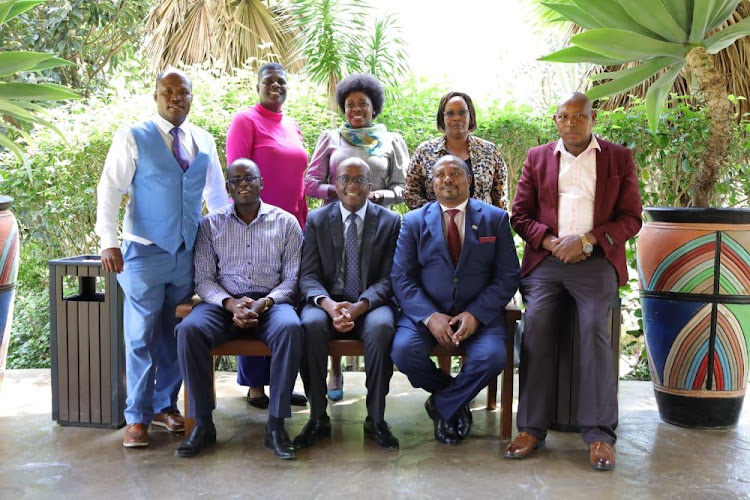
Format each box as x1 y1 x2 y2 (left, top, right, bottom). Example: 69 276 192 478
423 312 437 326
99 234 120 253
267 290 291 305
314 295 328 307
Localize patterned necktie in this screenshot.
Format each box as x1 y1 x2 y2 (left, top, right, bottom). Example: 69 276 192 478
446 209 461 267
343 213 361 302
169 127 189 172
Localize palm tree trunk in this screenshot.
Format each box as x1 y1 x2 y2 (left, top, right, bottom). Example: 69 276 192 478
685 47 734 207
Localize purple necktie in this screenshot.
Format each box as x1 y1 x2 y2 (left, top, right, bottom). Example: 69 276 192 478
169 127 189 172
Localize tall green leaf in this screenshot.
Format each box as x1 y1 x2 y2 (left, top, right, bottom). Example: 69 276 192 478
571 0 660 38
586 57 676 100
538 46 632 65
707 0 741 32
619 0 688 43
1 0 45 24
689 0 719 41
0 51 63 77
571 28 687 60
0 82 79 100
704 16 750 53
661 0 694 33
541 2 602 30
645 60 686 131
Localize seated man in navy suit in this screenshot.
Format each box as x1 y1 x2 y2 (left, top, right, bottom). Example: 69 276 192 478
391 155 520 445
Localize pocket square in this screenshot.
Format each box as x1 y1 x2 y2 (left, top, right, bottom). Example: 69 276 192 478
479 236 496 243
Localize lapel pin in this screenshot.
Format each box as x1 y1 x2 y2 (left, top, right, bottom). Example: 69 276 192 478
471 225 478 231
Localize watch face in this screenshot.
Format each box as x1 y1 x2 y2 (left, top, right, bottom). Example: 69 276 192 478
583 243 593 254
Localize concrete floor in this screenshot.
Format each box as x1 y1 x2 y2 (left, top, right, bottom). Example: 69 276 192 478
0 370 749 499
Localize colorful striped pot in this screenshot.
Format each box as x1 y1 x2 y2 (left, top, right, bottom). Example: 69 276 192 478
637 207 750 428
0 195 20 377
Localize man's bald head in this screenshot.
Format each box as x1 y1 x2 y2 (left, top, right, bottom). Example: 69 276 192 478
553 92 597 157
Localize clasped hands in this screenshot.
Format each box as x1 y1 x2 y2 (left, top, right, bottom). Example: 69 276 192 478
542 233 590 264
320 297 369 333
223 296 271 329
426 311 479 347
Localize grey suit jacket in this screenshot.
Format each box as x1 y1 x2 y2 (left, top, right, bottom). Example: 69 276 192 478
299 201 401 309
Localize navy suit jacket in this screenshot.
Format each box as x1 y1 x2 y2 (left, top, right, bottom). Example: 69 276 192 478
392 198 520 332
299 201 401 310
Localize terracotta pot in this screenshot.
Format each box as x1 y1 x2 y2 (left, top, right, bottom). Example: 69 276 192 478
0 195 20 377
637 207 750 428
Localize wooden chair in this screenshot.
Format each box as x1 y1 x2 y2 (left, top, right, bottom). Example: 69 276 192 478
176 302 521 439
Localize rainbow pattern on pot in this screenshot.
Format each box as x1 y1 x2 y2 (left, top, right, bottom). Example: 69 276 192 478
0 212 19 287
641 233 750 294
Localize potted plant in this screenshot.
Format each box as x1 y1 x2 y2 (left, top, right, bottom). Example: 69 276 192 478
539 0 750 428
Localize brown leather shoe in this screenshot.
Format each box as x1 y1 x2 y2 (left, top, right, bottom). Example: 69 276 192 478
589 441 615 471
504 432 544 459
123 423 149 448
152 410 185 432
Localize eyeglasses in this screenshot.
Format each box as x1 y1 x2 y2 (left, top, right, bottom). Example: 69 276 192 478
554 112 590 123
336 175 369 186
227 175 260 186
444 109 470 119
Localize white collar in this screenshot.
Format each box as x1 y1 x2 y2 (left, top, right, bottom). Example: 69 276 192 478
153 114 191 136
340 199 369 222
555 135 600 157
439 198 469 214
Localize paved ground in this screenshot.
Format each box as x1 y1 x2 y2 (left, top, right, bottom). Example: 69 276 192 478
1 369 748 499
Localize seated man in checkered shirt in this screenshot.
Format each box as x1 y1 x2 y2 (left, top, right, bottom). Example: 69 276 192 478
174 158 303 460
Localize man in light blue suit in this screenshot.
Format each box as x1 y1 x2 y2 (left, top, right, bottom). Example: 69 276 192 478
95 68 228 448
391 155 519 445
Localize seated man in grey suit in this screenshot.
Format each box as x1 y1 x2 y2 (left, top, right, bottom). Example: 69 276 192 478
294 157 402 450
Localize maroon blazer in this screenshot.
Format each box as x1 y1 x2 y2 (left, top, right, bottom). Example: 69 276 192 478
511 137 642 286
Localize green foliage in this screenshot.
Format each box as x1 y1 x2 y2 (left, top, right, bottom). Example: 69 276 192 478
539 0 748 132
292 0 409 108
0 0 80 168
594 95 750 207
0 0 151 94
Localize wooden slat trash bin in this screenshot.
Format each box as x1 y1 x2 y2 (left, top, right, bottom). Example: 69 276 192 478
177 301 521 439
550 296 621 432
48 255 126 428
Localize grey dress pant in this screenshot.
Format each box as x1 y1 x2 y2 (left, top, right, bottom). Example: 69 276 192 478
299 302 396 422
517 253 619 445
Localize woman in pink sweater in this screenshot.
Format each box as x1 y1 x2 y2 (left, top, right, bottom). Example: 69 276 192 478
225 62 309 407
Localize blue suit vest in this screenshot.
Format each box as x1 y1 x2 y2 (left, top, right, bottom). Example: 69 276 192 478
128 120 211 254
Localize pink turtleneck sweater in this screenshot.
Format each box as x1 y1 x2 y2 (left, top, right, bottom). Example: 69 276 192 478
226 103 309 227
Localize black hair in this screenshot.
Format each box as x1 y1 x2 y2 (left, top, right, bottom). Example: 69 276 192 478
257 62 286 83
336 73 385 118
436 91 477 133
155 67 192 90
435 155 472 177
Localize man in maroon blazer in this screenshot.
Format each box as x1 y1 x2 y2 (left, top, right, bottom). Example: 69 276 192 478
506 93 642 471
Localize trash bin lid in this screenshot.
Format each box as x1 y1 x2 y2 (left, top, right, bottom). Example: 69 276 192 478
0 195 13 211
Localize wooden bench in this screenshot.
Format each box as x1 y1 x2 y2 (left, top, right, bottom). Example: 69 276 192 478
176 301 521 439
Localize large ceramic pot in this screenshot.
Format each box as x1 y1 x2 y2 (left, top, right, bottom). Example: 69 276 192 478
0 195 20 378
637 207 750 428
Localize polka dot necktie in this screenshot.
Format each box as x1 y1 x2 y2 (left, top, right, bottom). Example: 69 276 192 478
169 127 189 172
446 209 461 267
343 212 361 302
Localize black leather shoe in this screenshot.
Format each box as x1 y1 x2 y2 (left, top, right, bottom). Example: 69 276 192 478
290 392 308 407
265 424 296 460
456 404 472 440
364 417 399 450
174 423 216 458
292 415 332 449
425 395 459 445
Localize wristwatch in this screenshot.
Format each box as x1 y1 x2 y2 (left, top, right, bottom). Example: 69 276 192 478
261 297 272 313
580 233 594 255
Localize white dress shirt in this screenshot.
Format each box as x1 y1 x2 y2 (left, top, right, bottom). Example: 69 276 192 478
439 198 468 246
423 198 469 325
314 201 369 306
94 115 229 251
555 135 599 238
